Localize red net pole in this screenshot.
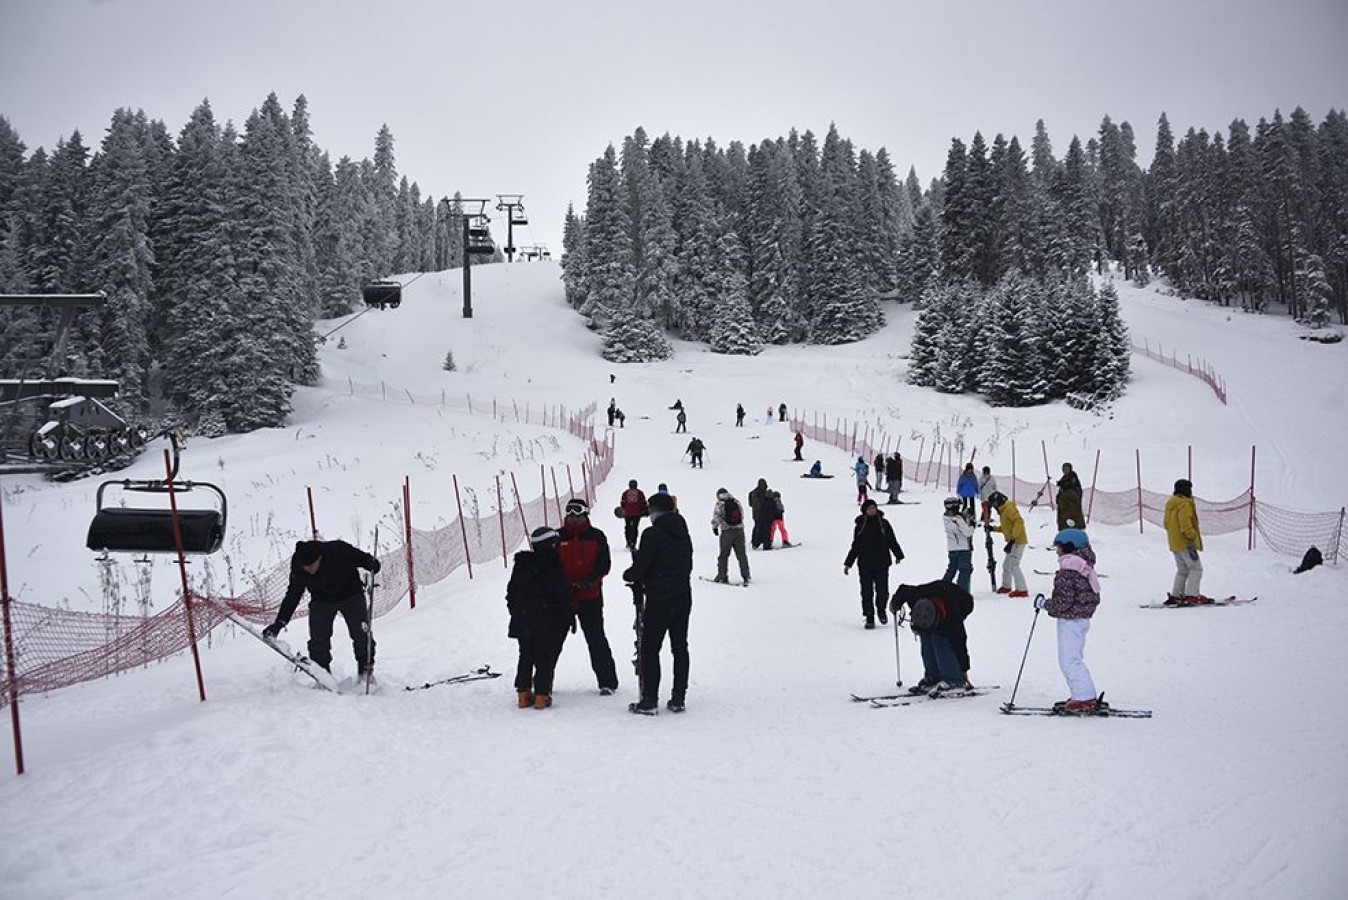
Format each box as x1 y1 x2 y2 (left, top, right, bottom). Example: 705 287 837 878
452 474 473 580
1011 441 1018 504
496 476 508 568
403 476 417 609
1248 446 1257 551
1336 508 1346 564
0 483 26 775
550 468 563 524
1041 441 1055 513
540 465 549 528
164 449 207 702
510 472 529 537
1188 444 1193 483
306 486 318 539
566 465 576 499
1086 449 1101 525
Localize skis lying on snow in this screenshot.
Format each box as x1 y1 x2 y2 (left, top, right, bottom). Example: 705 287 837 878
1139 595 1255 609
851 685 1001 705
220 609 340 693
1001 694 1152 718
404 665 501 691
1034 569 1109 577
699 575 749 587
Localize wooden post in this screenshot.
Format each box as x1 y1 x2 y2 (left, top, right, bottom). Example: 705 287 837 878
452 474 473 580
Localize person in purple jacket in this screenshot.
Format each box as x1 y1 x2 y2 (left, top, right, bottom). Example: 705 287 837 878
1035 528 1101 714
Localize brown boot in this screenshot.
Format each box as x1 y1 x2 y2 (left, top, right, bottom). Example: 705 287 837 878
534 693 552 710
517 691 534 709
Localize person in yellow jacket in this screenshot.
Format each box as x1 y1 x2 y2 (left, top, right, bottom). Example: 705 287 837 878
986 491 1028 596
1163 478 1206 604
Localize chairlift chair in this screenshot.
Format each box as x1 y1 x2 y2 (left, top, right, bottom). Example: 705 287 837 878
362 280 402 309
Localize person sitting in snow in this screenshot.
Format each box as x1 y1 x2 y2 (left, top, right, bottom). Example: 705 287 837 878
265 539 381 678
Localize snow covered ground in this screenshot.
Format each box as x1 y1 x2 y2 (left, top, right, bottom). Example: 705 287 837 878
2 262 1346 900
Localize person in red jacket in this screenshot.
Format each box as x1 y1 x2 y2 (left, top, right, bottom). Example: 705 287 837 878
618 479 648 551
558 497 619 694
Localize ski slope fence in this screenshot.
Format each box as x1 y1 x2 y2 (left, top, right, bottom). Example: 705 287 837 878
0 396 612 709
1130 339 1228 404
790 413 1343 564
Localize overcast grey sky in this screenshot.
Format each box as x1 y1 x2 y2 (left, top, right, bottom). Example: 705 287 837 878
2 0 1345 255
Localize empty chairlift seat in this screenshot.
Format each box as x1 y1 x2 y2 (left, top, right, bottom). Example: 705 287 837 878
87 480 228 555
362 281 402 309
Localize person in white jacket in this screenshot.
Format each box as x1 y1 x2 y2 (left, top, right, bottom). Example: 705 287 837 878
977 466 998 525
941 496 976 592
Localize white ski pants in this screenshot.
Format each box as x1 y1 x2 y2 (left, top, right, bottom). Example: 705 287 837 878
1056 617 1096 702
1171 550 1203 598
1001 542 1027 592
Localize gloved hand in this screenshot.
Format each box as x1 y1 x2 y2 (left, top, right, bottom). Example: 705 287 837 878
713 527 719 536
370 559 382 574
1186 541 1198 561
1033 593 1047 610
843 565 851 576
1004 542 1014 555
262 621 283 640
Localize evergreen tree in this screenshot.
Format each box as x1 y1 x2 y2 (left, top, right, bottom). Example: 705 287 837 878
578 145 633 330
976 272 1048 406
601 304 672 362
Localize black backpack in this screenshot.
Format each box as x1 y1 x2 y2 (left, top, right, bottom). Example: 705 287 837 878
723 497 743 526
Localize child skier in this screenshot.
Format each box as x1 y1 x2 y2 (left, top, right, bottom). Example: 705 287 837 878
1037 528 1101 714
941 496 975 592
506 527 575 710
853 456 870 505
767 490 793 548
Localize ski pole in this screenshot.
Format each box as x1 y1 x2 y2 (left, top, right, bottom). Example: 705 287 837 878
891 605 903 688
1006 598 1043 709
364 525 380 695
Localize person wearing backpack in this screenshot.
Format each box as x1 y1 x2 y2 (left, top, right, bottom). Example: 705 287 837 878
890 580 974 695
711 488 750 584
685 436 705 468
618 479 648 551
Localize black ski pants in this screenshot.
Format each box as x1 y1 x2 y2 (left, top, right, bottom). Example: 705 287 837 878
856 563 891 622
624 516 641 550
576 599 619 691
638 589 691 703
751 513 771 549
514 626 569 695
308 593 374 671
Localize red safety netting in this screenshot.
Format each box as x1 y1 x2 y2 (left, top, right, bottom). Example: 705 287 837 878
1 398 611 706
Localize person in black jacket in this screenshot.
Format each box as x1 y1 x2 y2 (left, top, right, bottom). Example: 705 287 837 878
621 492 694 715
265 539 381 676
507 527 576 710
890 580 974 694
843 499 905 629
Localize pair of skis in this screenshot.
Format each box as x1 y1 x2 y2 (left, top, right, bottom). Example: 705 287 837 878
403 666 501 691
851 685 1000 708
1139 595 1255 609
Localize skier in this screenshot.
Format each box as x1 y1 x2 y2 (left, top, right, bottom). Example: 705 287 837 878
765 406 774 425
890 580 974 694
747 477 772 549
977 465 998 524
941 496 976 592
986 491 1028 597
618 479 648 551
852 456 870 505
557 498 619 695
885 453 903 503
711 488 750 583
685 436 705 468
606 398 617 427
1164 478 1206 605
675 408 688 434
506 527 575 709
793 429 805 461
622 492 694 714
767 490 793 548
842 498 905 629
265 539 381 678
615 409 625 428
873 452 886 491
956 463 979 518
1037 527 1101 714
778 402 788 423
1056 462 1084 531
735 403 746 427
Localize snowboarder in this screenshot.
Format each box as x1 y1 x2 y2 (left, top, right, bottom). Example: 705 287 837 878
265 539 381 678
748 477 772 549
618 479 648 551
622 492 693 714
767 490 792 548
735 403 746 427
778 402 788 422
890 580 974 693
843 498 905 629
942 496 976 592
506 527 575 709
669 399 683 410
885 453 903 502
1164 478 1206 605
806 460 827 478
558 498 619 695
675 409 688 433
711 488 750 583
986 491 1028 597
977 466 998 524
685 436 705 468
1037 527 1101 714
1056 462 1084 531
793 429 805 461
956 463 979 518
853 456 870 505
